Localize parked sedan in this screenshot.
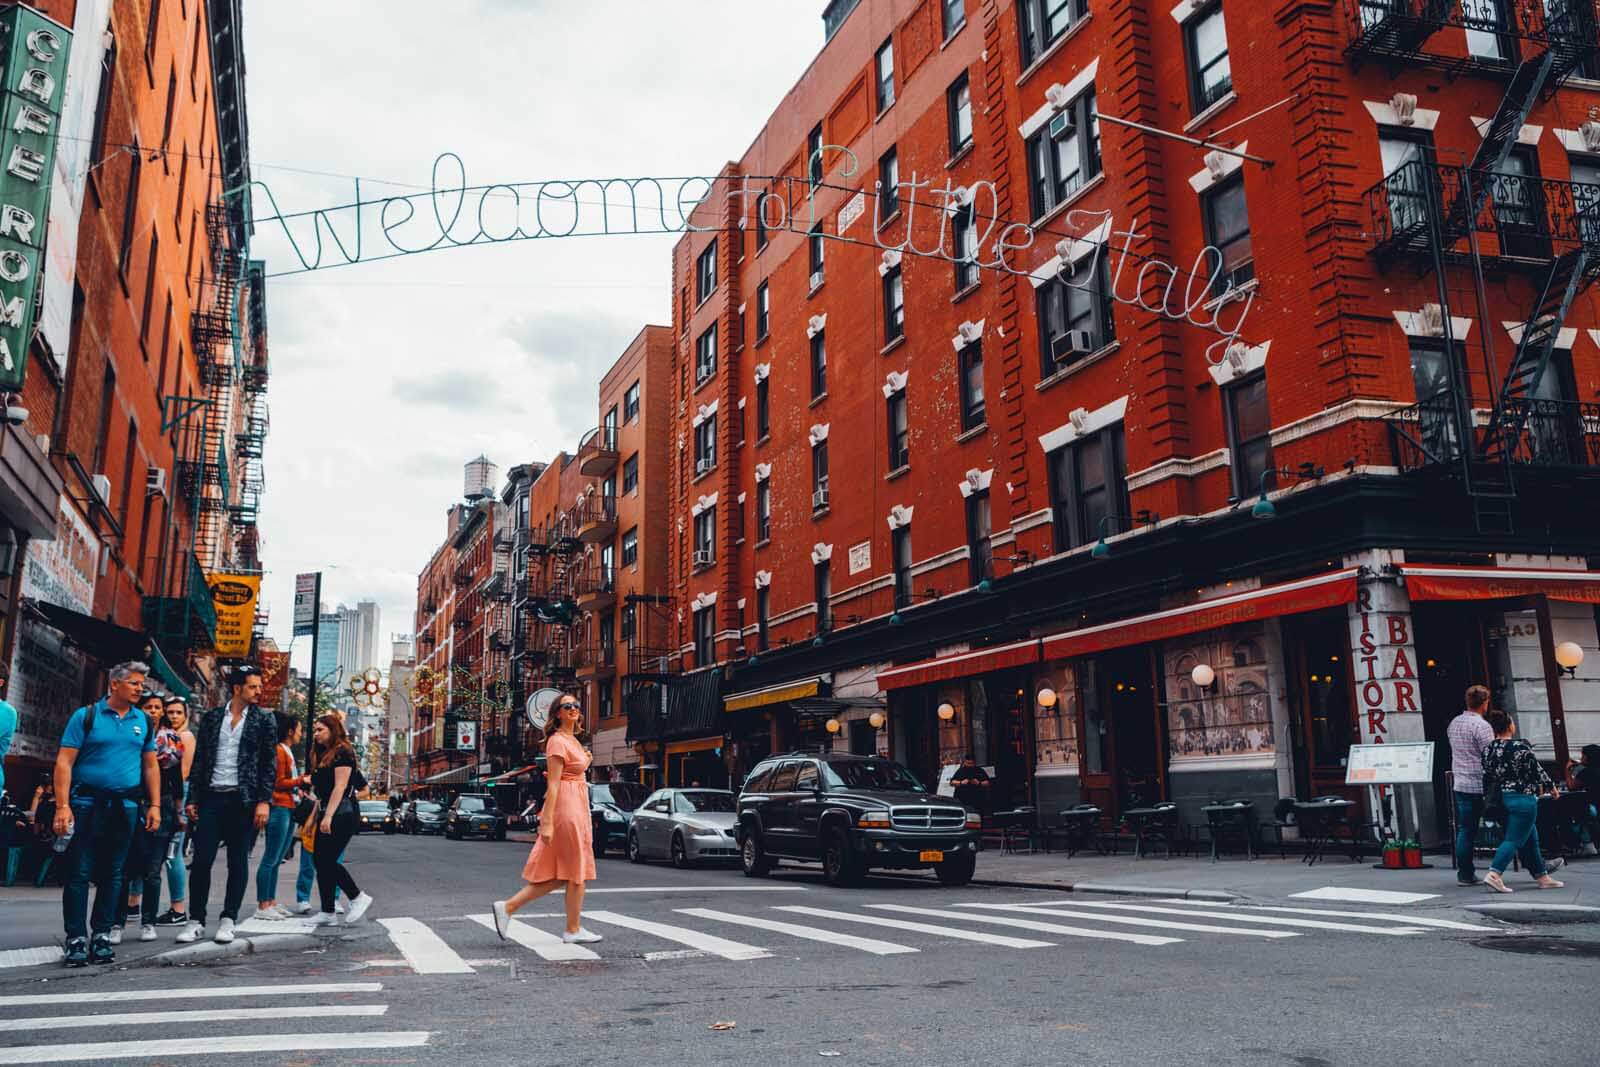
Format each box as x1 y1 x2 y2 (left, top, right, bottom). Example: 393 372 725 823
357 800 397 834
590 782 649 856
628 789 739 868
401 800 446 835
445 794 507 841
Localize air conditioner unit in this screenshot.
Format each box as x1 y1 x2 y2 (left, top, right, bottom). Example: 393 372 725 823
809 269 825 290
1052 331 1095 359
697 362 715 382
812 487 830 510
693 549 714 567
1048 110 1075 140
696 457 714 475
145 466 168 496
91 473 112 504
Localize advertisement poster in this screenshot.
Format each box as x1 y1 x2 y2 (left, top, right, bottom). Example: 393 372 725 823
207 573 261 657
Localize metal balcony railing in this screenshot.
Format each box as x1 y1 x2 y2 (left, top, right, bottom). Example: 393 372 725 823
575 425 620 476
142 552 218 656
573 563 616 600
626 645 678 680
1347 0 1600 75
1383 396 1600 472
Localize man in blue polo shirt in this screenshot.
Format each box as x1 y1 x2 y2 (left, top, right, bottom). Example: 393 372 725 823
52 661 162 967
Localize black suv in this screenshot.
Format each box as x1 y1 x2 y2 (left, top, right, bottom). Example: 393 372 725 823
445 794 507 840
735 753 979 887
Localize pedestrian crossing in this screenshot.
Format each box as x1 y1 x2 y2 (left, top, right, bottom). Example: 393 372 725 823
0 982 426 1064
343 896 1492 975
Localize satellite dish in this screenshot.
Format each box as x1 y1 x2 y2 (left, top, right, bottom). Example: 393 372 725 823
527 688 562 731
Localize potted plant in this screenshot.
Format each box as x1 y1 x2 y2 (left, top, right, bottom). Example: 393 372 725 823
1382 838 1403 869
1402 838 1423 869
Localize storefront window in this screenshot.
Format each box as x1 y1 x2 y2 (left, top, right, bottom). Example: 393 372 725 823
1033 666 1079 771
1163 624 1275 760
1080 661 1108 774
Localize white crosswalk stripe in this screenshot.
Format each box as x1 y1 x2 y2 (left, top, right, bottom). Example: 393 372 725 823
378 916 476 973
0 1032 432 1064
1146 899 1500 932
584 909 773 960
1011 900 1429 935
773 905 1054 949
676 907 919 955
0 982 384 1007
951 902 1300 939
467 914 601 961
0 1005 389 1033
863 903 1183 946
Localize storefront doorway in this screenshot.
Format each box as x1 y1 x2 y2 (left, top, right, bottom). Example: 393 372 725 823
1077 648 1162 816
1284 611 1359 802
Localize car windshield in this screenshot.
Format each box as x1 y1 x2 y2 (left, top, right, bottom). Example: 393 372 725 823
592 783 648 809
359 802 388 814
415 802 442 814
457 797 495 812
677 791 735 813
820 759 926 793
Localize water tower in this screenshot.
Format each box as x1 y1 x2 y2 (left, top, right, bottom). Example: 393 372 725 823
464 455 498 501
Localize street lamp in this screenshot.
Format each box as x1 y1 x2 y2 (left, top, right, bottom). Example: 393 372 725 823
1555 641 1585 678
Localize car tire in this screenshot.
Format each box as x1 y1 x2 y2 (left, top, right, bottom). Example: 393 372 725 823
934 852 977 887
823 827 865 887
671 833 691 870
627 829 645 864
592 829 607 858
741 828 773 878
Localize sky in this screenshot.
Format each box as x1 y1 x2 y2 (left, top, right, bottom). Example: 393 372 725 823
245 1 822 672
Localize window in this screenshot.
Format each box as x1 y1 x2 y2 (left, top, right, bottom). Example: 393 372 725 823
598 684 614 719
959 342 985 430
621 526 639 567
809 224 825 283
756 585 770 650
623 453 639 494
883 265 905 344
1184 3 1232 113
599 610 616 661
1492 147 1548 259
752 281 769 342
947 73 972 156
1464 0 1511 62
736 401 747 446
89 34 117 172
694 508 716 566
756 377 770 439
694 607 715 664
892 526 914 610
1224 374 1274 498
119 147 143 279
810 331 827 398
943 0 966 38
696 243 717 303
815 561 832 631
1019 0 1089 67
756 480 771 541
879 147 900 222
875 38 895 112
808 123 824 185
1202 175 1253 293
145 0 161 60
953 206 979 291
1026 88 1100 218
624 380 641 422
161 69 177 151
696 324 718 384
1048 425 1129 551
1037 254 1116 378
1379 130 1436 236
756 187 770 251
967 491 993 584
812 441 829 508
735 495 746 542
621 603 637 642
140 233 159 347
604 404 619 438
887 387 909 470
694 416 717 472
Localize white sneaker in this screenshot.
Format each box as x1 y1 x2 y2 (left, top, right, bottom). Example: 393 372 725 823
310 912 339 927
175 921 204 943
107 926 124 945
139 925 158 942
491 901 510 941
1581 843 1598 857
561 927 603 944
343 892 374 926
334 900 347 915
289 900 314 915
214 918 235 944
252 907 286 921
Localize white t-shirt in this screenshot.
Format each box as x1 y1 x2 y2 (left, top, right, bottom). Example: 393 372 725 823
212 709 248 788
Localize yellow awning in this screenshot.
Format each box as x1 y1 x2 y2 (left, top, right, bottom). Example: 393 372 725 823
723 677 822 713
665 737 722 755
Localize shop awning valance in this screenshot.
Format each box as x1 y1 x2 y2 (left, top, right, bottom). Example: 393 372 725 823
1399 564 1600 604
423 765 475 784
877 638 1042 692
665 737 721 755
1041 568 1360 661
723 676 825 712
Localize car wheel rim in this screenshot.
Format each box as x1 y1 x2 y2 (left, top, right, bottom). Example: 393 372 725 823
743 839 756 867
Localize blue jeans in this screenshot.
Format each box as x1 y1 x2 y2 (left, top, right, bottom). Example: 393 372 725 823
255 807 293 904
62 797 137 940
166 830 188 905
1490 792 1549 877
295 834 345 905
1454 791 1484 882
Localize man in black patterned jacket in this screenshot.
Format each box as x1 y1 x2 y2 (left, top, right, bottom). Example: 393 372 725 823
176 666 276 945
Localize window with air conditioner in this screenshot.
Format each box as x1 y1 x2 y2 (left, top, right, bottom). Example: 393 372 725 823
810 331 827 399
1038 254 1115 378
812 441 829 511
1027 87 1099 219
696 323 718 384
756 480 771 542
809 224 825 287
694 415 716 474
694 507 716 567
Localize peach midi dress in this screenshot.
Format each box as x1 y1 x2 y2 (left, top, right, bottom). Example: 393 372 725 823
521 732 597 884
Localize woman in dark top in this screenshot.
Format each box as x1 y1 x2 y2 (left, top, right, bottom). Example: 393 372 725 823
307 714 374 926
1482 708 1564 894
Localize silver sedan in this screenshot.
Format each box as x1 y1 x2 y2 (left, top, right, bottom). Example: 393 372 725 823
626 789 740 867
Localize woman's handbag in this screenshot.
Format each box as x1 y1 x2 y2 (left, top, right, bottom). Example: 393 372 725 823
299 816 317 854
292 795 316 824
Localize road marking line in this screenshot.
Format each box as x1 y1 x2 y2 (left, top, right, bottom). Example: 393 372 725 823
1148 900 1498 932
0 946 62 969
544 886 809 894
1290 887 1438 905
866 904 1183 946
644 949 707 961
467 914 600 962
0 1005 388 1033
376 917 475 974
773 906 1053 949
949 903 1297 939
1015 901 1427 936
0 1032 431 1064
678 908 918 955
363 958 513 968
0 983 383 1008
583 910 772 961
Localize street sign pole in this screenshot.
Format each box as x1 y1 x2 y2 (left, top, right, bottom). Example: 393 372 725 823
303 573 323 738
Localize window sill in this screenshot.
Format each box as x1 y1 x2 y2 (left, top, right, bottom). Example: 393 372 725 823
812 506 831 520
1017 16 1095 88
1032 173 1107 232
755 538 770 550
693 373 718 396
692 466 717 485
941 21 967 48
693 562 715 575
877 208 902 234
875 101 894 124
756 434 770 448
754 331 769 348
1184 91 1239 134
946 142 975 170
955 424 987 444
693 289 717 313
1037 341 1120 394
1203 276 1259 312
951 280 982 304
809 392 829 408
809 278 826 298
881 334 907 357
885 465 911 482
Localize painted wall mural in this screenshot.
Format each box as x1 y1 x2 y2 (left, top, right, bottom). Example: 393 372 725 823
1163 624 1276 761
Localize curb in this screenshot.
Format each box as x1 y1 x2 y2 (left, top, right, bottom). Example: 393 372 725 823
1462 902 1600 925
153 933 323 967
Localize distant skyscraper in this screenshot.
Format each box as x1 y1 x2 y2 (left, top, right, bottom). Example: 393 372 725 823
336 601 381 679
314 612 341 687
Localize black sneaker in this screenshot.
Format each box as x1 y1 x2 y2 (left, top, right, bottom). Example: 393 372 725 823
154 909 189 927
89 935 115 965
63 937 88 967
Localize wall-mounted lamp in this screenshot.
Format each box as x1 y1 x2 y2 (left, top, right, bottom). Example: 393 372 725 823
1036 687 1058 709
937 702 956 721
825 717 842 734
1091 511 1160 559
1190 663 1216 693
868 711 886 730
1555 641 1585 679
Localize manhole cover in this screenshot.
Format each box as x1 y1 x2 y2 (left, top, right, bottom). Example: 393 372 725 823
1473 936 1600 958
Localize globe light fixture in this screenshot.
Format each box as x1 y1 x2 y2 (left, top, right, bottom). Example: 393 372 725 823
1191 663 1216 691
936 702 956 721
825 718 841 734
1036 687 1058 709
868 711 886 730
1554 641 1584 677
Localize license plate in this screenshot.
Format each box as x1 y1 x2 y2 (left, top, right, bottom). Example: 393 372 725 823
919 850 944 863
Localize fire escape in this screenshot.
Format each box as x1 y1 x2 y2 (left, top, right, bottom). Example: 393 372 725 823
232 260 269 569
1354 0 1600 531
519 517 581 692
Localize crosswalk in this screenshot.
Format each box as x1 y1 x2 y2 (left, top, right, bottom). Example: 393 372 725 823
0 982 426 1064
347 896 1495 974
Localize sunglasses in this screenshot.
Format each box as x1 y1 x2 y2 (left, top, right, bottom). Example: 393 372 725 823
556 702 581 711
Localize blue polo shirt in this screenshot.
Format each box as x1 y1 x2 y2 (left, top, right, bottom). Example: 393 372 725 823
0 697 16 795
61 698 155 794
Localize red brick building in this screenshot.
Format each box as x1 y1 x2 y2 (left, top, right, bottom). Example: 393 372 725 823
665 0 1600 842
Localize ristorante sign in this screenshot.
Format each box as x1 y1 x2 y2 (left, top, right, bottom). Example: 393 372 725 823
0 7 71 392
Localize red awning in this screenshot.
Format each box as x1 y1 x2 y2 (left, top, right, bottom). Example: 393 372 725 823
1041 568 1360 661
878 638 1042 692
1399 564 1600 604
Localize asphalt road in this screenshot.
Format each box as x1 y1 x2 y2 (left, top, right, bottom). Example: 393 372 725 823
3 831 1595 1066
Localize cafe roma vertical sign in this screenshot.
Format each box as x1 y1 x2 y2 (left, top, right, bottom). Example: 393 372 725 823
0 6 71 392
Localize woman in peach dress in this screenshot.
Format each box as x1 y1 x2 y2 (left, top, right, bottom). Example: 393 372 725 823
491 694 600 944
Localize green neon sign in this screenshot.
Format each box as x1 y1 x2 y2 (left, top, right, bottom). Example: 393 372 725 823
0 6 71 392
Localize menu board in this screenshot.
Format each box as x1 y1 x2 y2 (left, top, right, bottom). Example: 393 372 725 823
1345 743 1434 785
